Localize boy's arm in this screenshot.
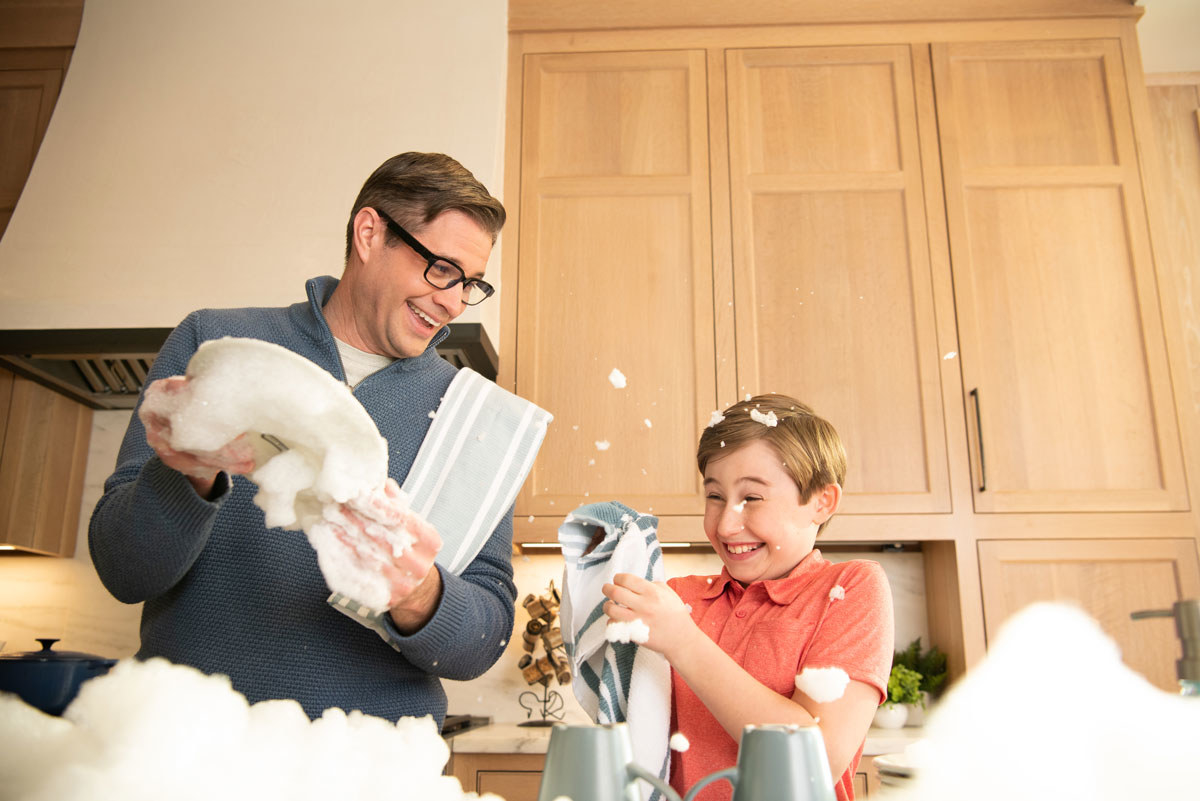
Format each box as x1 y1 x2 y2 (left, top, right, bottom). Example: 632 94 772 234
603 573 878 782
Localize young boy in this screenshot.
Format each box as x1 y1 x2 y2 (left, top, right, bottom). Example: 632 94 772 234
602 394 894 801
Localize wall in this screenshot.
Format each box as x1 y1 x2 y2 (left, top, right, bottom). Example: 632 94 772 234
0 410 930 725
1136 0 1200 74
0 0 508 344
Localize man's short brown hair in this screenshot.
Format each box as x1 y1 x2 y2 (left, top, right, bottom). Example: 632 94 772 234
344 152 506 259
698 394 846 531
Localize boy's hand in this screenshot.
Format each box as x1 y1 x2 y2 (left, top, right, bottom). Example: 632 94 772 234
602 573 695 660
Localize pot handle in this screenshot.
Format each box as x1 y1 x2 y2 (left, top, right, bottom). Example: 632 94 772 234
35 638 60 652
627 763 683 801
683 767 738 801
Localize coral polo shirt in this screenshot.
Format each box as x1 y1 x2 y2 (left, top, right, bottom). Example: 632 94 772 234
667 550 894 801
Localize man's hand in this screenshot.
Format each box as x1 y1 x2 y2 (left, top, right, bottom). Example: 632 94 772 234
602 572 697 661
140 376 257 498
326 478 444 633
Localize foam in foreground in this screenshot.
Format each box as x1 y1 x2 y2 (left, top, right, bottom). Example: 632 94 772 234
0 658 499 801
884 602 1200 801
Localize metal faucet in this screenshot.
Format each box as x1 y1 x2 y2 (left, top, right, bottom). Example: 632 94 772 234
1131 600 1200 696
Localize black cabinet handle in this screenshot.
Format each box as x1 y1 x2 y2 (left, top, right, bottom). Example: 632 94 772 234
970 388 986 492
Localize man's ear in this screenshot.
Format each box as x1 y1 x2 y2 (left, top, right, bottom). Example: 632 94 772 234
814 483 842 523
350 207 382 264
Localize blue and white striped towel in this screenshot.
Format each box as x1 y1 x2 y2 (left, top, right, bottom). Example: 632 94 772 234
329 367 552 637
559 501 671 801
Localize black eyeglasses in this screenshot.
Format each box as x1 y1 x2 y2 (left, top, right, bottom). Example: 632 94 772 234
371 207 495 305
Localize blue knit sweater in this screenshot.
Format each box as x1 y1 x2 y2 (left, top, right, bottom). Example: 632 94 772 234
88 276 517 724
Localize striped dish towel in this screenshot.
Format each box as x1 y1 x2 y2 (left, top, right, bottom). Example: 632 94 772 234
329 367 552 643
559 501 671 801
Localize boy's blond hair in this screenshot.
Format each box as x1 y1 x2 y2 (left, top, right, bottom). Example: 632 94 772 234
697 394 846 533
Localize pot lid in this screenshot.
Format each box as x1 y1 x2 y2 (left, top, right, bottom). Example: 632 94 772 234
0 638 116 664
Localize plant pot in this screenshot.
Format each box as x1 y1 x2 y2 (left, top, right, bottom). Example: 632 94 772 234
905 691 931 726
872 703 908 729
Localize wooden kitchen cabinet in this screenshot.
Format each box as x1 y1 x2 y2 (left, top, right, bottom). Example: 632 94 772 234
724 44 952 515
449 752 544 801
508 26 1191 529
977 538 1200 692
507 42 957 536
0 366 92 555
503 1 1200 681
0 0 82 239
511 49 718 535
935 39 1188 514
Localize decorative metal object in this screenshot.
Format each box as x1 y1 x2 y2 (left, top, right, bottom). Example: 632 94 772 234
516 580 571 726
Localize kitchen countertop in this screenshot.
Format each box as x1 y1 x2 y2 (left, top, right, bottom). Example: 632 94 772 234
448 722 924 757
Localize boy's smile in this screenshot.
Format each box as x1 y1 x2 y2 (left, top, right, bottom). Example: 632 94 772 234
702 439 836 585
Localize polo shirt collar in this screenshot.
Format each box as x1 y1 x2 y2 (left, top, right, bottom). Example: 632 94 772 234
701 549 829 604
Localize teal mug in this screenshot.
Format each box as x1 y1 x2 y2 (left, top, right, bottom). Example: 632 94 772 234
537 722 682 801
683 724 836 801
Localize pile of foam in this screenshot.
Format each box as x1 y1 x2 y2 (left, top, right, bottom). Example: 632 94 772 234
883 603 1200 801
795 666 850 704
140 337 418 610
0 658 497 801
605 619 651 644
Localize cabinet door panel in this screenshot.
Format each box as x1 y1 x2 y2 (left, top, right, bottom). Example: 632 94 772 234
726 45 950 514
978 538 1200 693
0 67 63 236
935 39 1188 512
0 370 91 555
516 51 715 520
478 771 542 801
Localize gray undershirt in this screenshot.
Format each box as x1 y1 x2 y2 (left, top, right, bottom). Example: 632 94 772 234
335 338 394 389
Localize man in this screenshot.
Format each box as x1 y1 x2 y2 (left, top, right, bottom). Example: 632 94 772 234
89 153 515 724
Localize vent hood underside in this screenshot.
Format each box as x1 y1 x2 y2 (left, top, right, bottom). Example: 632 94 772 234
0 325 498 410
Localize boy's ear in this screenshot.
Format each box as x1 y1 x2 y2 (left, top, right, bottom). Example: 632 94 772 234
814 483 842 523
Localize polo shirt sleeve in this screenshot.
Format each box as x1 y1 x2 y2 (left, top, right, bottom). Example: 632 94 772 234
800 560 894 704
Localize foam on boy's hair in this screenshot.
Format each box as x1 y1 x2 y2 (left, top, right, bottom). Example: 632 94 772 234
697 394 846 528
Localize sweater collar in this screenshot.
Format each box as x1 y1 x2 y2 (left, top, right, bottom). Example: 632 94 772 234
701 549 829 604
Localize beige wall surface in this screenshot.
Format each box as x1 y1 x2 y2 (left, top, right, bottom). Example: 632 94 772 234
1137 0 1200 74
0 0 508 342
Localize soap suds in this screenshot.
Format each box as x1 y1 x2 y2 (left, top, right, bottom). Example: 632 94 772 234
139 337 426 612
795 666 850 703
605 619 651 644
608 368 627 389
880 603 1200 801
749 408 778 427
708 410 726 427
0 658 477 801
669 732 691 752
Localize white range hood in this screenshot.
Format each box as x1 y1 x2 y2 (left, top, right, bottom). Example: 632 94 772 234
0 0 508 342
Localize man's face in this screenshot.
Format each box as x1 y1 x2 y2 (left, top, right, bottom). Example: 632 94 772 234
356 209 493 359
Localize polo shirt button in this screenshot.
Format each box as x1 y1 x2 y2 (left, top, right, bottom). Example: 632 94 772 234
735 609 748 618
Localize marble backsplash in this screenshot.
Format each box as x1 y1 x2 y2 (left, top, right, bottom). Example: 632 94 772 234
0 410 929 725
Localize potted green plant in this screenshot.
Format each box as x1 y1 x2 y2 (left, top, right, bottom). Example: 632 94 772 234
874 664 922 728
892 638 948 724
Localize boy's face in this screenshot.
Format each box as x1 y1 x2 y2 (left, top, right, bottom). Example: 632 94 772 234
702 439 831 585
